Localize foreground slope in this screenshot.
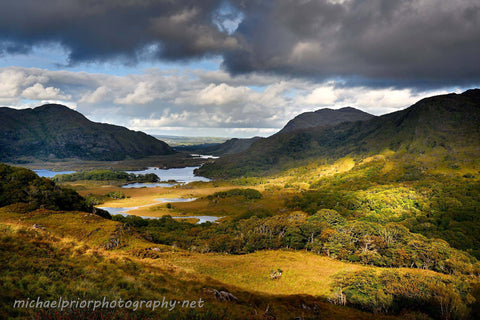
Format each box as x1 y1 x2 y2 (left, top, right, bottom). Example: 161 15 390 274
0 104 174 161
0 165 404 320
1 163 479 319
1 211 409 320
198 89 480 178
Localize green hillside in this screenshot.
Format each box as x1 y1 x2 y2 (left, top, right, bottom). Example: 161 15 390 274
0 104 174 161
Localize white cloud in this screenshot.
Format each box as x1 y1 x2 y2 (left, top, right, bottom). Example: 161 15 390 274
0 69 25 98
0 66 467 137
195 83 252 106
130 111 191 127
331 87 455 115
302 86 337 105
79 86 110 104
22 83 71 100
115 82 156 105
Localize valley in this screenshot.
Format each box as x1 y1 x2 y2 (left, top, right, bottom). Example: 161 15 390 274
1 90 480 319
2 144 480 319
2 2 480 318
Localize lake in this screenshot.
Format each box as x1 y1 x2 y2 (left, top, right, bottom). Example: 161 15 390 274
34 169 76 178
122 166 210 188
33 165 210 188
108 212 221 224
121 182 176 188
97 198 221 224
190 154 219 159
97 197 196 214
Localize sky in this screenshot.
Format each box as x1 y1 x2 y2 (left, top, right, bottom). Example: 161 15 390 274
0 0 479 138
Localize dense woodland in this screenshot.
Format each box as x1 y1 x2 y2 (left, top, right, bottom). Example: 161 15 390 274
53 170 160 183
0 164 110 218
0 164 89 212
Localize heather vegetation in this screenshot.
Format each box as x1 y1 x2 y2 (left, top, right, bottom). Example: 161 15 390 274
0 224 231 320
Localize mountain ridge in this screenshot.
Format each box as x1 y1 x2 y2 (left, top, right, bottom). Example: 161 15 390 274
278 106 374 134
178 136 263 156
183 107 374 157
0 104 174 161
197 89 480 178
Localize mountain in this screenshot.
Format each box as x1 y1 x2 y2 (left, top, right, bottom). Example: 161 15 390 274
0 104 174 161
154 135 228 147
198 89 480 178
179 136 263 156
205 137 263 155
279 106 374 134
181 107 372 157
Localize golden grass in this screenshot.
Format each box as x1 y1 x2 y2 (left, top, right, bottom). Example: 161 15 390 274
165 250 366 297
0 206 367 301
0 207 155 251
260 156 357 190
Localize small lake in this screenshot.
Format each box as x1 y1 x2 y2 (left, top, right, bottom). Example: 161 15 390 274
121 182 176 188
190 154 219 159
122 166 210 188
97 198 220 224
110 212 220 224
173 216 221 223
98 198 196 214
34 169 76 178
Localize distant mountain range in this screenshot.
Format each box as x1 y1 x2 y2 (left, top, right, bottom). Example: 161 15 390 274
198 89 480 178
278 106 374 134
203 137 263 156
179 136 263 156
181 108 373 157
0 104 174 161
154 135 227 147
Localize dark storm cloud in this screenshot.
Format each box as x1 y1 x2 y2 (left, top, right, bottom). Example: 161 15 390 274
1 0 480 87
0 0 237 63
225 0 480 87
